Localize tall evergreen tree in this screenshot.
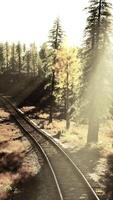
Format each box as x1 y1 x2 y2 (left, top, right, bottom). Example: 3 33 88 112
31 43 38 76
5 42 10 71
48 17 64 122
22 44 26 67
25 50 31 75
0 43 5 73
39 42 53 81
39 43 50 77
79 0 113 143
16 42 22 73
10 43 16 72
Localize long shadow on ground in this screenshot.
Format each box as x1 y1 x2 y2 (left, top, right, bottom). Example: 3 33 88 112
11 163 58 200
68 144 113 200
100 154 113 200
69 145 102 176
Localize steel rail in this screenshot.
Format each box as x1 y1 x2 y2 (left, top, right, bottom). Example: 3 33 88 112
1 96 101 200
0 96 63 200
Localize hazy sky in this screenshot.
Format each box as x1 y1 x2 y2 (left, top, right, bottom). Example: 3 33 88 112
0 0 112 47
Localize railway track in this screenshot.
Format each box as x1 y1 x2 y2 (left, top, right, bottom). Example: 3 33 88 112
1 96 101 200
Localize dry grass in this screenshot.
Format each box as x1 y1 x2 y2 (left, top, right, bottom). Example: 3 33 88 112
59 121 113 199
0 109 10 119
27 107 113 199
21 106 113 199
0 108 40 200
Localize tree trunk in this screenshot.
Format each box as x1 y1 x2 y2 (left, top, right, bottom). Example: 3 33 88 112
49 70 55 123
33 66 36 77
19 55 21 73
66 115 70 130
65 63 70 130
6 51 9 71
87 117 99 143
27 65 30 76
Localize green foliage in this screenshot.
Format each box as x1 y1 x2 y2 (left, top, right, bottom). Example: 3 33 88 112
5 42 10 71
30 43 39 76
25 50 31 74
48 17 64 74
10 43 16 72
56 47 78 102
78 0 113 121
55 46 79 128
0 43 5 72
76 0 113 143
39 42 52 78
48 18 64 122
49 18 64 50
16 42 22 73
0 42 43 77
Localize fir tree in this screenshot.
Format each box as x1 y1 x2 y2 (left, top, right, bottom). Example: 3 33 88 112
5 42 10 71
25 50 31 75
16 42 22 73
79 0 113 143
10 43 16 72
0 43 5 73
48 17 64 122
31 43 38 76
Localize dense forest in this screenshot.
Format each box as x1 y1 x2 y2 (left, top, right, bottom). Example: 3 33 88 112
1 1 113 200
1 0 113 144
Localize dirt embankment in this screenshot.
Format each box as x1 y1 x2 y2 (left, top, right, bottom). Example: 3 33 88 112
0 107 40 200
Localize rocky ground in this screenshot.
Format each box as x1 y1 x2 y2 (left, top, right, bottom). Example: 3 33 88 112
21 106 113 200
0 104 40 200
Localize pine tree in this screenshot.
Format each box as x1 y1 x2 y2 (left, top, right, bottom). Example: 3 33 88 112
16 42 22 73
0 43 5 73
22 44 26 69
48 17 64 123
49 18 64 50
31 43 38 76
79 0 113 143
10 43 16 72
39 42 53 80
25 50 31 75
5 42 10 71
